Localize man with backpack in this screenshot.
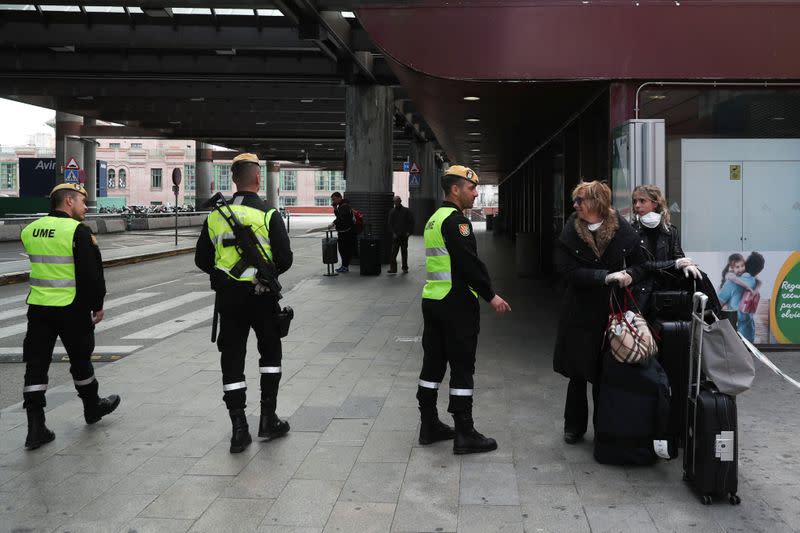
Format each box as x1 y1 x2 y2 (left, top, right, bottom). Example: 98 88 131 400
327 191 361 273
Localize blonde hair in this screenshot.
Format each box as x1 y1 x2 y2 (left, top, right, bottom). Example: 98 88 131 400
632 184 670 227
572 180 614 219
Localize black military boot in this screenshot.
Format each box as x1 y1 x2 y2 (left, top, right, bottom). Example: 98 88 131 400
452 411 497 455
25 408 55 450
83 394 121 425
229 408 252 453
418 407 456 445
258 400 290 440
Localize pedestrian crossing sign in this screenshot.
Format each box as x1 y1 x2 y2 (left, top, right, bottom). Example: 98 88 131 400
64 168 79 183
409 172 421 189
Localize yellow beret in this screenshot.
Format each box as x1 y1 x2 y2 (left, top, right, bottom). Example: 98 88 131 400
231 153 260 167
50 182 87 196
443 165 479 185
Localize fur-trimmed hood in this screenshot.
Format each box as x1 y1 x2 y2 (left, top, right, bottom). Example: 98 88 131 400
574 211 620 259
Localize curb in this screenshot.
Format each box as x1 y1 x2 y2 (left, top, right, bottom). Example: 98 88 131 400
0 246 196 287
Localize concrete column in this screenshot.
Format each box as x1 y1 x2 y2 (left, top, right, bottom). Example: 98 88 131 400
195 142 213 210
83 118 97 212
266 161 280 207
344 84 394 261
408 140 439 235
54 112 83 186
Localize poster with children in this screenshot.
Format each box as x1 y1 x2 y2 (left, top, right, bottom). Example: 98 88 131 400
689 250 800 346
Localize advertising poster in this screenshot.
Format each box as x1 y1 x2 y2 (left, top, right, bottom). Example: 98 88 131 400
689 250 800 346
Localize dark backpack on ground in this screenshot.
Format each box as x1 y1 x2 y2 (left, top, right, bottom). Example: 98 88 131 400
594 354 675 466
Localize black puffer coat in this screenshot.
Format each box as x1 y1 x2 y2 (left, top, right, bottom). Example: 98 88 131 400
628 221 684 313
552 212 645 383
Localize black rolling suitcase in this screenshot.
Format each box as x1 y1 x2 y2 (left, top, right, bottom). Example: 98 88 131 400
684 292 741 505
358 235 381 276
653 319 691 449
322 230 338 276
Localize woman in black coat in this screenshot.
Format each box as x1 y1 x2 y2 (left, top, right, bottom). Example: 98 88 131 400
627 184 700 315
552 181 646 444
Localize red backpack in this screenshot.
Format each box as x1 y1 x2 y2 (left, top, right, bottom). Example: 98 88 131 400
352 208 365 234
739 290 760 314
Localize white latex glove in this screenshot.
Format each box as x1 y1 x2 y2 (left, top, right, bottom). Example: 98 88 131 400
683 264 702 279
675 257 693 269
605 272 624 286
619 272 633 287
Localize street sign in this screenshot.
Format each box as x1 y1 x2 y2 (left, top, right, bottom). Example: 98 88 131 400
403 161 410 172
409 173 421 189
64 168 79 183
65 157 80 169
172 168 182 186
409 162 421 174
172 184 179 194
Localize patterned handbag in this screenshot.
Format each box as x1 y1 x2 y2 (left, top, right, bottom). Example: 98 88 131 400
606 288 659 364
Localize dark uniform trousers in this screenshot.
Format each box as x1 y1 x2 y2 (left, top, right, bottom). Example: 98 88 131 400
216 284 282 410
418 293 480 414
23 304 98 409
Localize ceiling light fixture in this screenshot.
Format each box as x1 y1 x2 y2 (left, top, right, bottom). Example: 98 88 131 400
468 132 481 136
465 118 480 122
190 97 205 102
470 148 480 152
215 49 236 56
463 96 480 101
341 11 355 18
256 121 267 125
49 45 76 53
648 94 667 100
773 116 786 121
300 99 314 103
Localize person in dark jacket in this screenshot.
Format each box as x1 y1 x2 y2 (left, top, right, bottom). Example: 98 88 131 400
627 184 704 316
327 192 355 273
552 180 646 445
387 195 414 274
20 183 120 450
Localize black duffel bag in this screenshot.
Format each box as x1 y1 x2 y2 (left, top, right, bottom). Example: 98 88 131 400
594 354 675 466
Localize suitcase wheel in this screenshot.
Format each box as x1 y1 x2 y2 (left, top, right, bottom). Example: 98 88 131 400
728 493 741 505
701 494 713 505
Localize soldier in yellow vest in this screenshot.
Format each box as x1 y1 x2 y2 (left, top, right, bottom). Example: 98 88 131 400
417 165 512 454
195 153 294 453
20 183 120 450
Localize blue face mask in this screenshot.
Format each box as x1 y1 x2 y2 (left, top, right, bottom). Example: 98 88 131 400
640 211 662 229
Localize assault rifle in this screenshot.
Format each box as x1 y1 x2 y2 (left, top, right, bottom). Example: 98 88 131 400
203 192 283 300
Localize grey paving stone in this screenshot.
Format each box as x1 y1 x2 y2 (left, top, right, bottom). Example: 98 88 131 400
134 456 200 476
155 418 229 458
187 437 262 476
295 445 360 481
289 406 339 432
110 472 183 496
258 527 321 533
63 491 156 527
322 341 358 353
138 474 232 519
118 517 194 533
261 479 343 528
337 396 385 419
515 462 574 491
393 448 460 532
372 406 419 431
457 504 524 533
322 501 395 533
319 418 373 446
223 431 318 499
645 500 725 533
460 462 519 506
584 504 659 533
358 430 415 463
520 485 589 533
188 497 273 532
341 462 406 504
306 384 355 408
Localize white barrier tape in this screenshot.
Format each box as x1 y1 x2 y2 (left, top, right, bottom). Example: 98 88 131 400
738 333 800 389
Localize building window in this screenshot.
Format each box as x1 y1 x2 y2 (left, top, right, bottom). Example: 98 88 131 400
315 196 332 207
109 142 121 149
184 195 195 207
314 170 345 192
259 166 267 192
118 169 127 189
151 168 163 189
0 162 16 189
107 168 116 189
213 163 231 191
280 170 297 191
130 142 143 149
279 196 297 207
184 163 195 191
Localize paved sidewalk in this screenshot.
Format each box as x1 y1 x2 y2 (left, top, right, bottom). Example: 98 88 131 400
1 230 799 532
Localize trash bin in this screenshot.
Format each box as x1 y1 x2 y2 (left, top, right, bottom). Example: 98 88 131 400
485 214 494 231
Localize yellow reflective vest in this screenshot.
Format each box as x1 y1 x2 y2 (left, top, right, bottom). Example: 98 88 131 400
21 216 81 306
422 207 477 300
207 204 275 281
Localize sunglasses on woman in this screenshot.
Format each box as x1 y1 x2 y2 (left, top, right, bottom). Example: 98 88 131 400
573 196 585 205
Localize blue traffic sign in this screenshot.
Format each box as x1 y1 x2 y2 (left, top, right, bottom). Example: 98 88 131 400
409 172 421 189
64 168 79 183
403 161 410 172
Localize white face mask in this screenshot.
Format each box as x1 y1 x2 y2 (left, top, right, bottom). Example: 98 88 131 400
640 211 662 229
588 221 603 232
